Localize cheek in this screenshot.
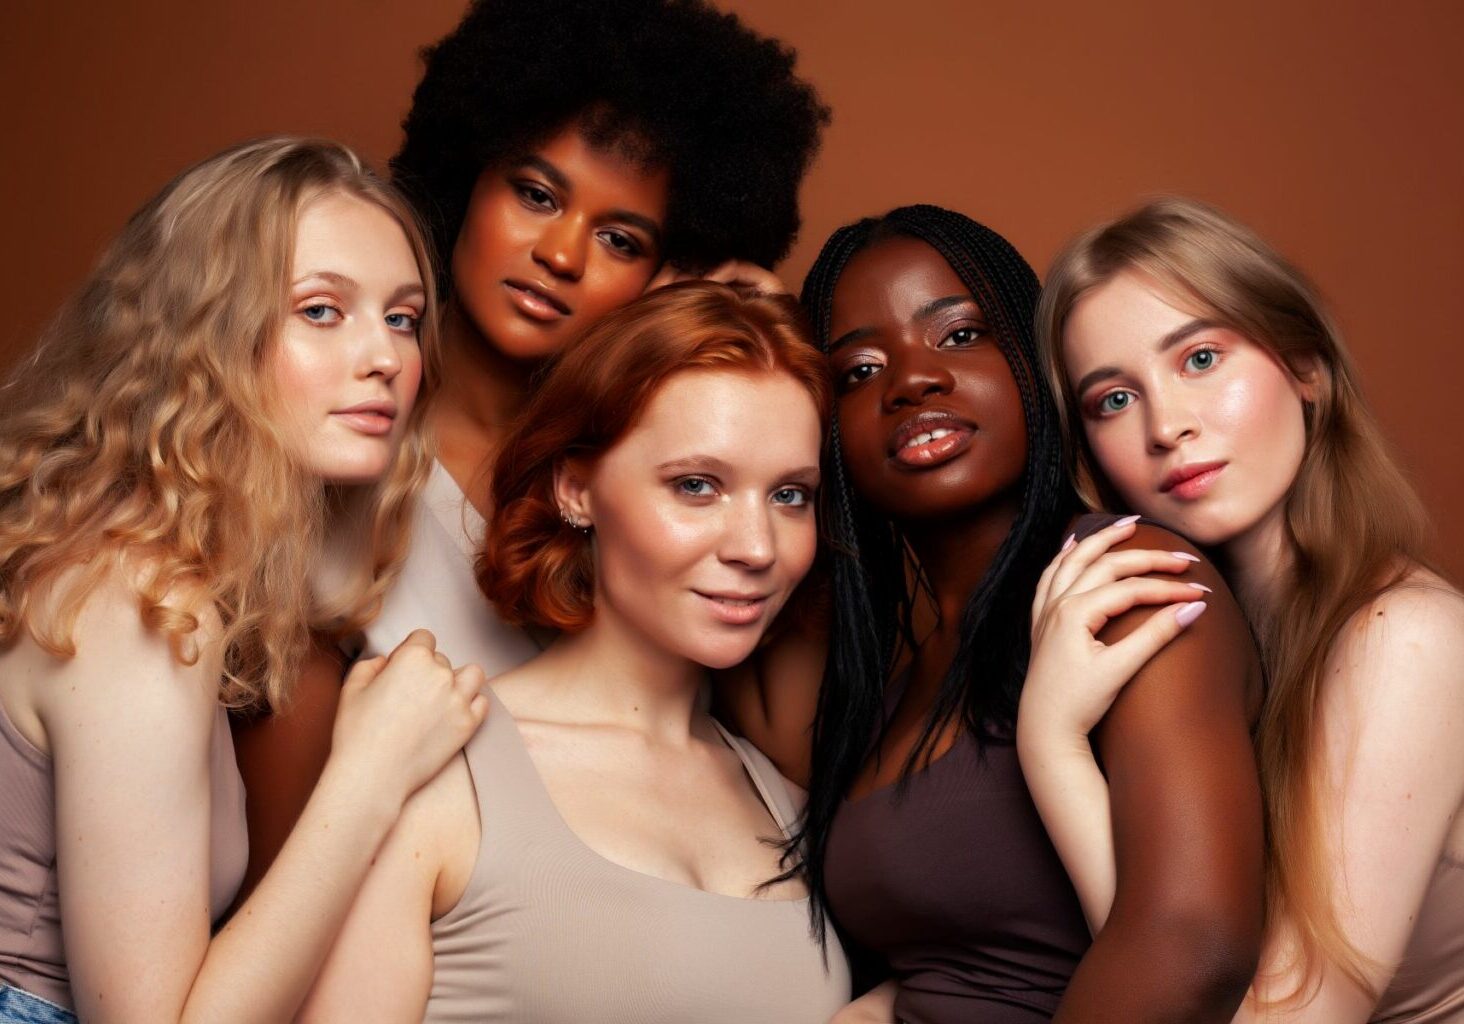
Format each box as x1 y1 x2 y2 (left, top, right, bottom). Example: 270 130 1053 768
1085 419 1151 504
578 256 656 318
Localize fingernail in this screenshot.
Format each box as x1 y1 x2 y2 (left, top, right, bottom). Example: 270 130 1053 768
1172 551 1201 562
1187 582 1213 592
1061 534 1075 552
1114 514 1142 527
1175 601 1208 626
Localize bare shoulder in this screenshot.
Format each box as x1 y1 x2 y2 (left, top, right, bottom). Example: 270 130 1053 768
1329 568 1464 705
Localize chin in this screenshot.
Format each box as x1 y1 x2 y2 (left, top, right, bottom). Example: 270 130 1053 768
679 635 763 672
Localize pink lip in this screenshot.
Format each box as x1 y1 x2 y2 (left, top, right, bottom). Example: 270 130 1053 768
694 590 771 627
503 279 571 321
332 400 397 437
1160 460 1227 500
888 410 976 469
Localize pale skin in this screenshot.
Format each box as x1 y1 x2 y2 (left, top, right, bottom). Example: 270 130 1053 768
299 370 862 1021
0 194 488 1023
1022 269 1464 1021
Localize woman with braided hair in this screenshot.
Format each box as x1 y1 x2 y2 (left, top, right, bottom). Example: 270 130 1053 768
717 205 1266 1022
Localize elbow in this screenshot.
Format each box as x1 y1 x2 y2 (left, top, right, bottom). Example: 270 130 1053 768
1101 908 1261 1022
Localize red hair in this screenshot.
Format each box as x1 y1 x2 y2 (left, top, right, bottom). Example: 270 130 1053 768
479 282 829 631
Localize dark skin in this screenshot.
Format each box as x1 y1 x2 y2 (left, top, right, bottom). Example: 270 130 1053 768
231 125 671 899
716 237 1264 1021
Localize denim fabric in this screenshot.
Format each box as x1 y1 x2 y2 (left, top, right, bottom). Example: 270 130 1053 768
0 985 78 1024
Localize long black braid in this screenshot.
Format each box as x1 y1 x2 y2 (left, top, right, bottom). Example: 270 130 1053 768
788 205 1078 944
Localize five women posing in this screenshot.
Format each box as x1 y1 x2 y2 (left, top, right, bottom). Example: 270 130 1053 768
0 0 1460 1021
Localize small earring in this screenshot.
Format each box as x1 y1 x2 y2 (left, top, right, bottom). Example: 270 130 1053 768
559 507 591 533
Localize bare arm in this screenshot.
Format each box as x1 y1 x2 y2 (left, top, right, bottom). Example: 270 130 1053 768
39 576 484 1024
1232 583 1464 1023
231 633 345 900
1050 524 1265 1023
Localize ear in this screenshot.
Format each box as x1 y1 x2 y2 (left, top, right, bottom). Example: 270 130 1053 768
553 457 594 530
1287 351 1325 404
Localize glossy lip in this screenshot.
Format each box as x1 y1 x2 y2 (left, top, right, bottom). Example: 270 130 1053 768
503 278 572 320
331 399 398 437
887 409 977 469
692 589 772 627
1159 460 1227 498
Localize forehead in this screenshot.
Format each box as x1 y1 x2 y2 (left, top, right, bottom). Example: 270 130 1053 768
523 124 670 221
831 236 971 329
1063 270 1203 368
613 370 821 465
292 192 419 281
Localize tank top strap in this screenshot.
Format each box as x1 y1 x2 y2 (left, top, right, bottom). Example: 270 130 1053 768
709 719 800 839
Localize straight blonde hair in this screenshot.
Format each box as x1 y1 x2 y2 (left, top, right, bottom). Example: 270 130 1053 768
0 137 440 712
1036 196 1433 1004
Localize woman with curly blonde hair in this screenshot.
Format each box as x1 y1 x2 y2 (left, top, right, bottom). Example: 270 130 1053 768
0 137 488 1024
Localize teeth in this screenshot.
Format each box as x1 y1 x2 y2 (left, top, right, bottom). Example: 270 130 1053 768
903 427 955 450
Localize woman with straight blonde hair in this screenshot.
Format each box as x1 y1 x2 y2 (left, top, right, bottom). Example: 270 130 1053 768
0 137 487 1023
1022 196 1464 1022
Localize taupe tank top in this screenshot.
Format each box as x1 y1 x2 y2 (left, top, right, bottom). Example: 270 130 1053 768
0 699 247 1010
426 690 850 1023
1371 848 1464 1021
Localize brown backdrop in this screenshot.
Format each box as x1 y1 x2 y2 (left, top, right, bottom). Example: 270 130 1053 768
5 0 1461 578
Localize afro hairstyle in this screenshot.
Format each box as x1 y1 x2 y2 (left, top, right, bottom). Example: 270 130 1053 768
390 0 829 284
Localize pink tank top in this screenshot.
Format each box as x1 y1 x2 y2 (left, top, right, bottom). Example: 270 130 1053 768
0 699 248 1010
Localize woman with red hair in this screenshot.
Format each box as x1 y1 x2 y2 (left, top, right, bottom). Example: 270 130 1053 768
297 282 855 1022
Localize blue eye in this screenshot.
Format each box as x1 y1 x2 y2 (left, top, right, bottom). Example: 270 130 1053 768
677 477 716 498
1097 390 1134 415
301 304 342 324
772 487 810 508
1185 348 1219 372
384 312 419 333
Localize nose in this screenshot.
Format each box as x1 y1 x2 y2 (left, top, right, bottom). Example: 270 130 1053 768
532 212 588 282
1146 386 1201 451
358 317 404 381
882 347 955 412
718 495 776 572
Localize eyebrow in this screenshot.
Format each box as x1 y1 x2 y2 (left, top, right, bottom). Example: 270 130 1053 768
657 456 820 485
1073 318 1219 395
293 273 425 307
516 156 664 247
827 294 976 354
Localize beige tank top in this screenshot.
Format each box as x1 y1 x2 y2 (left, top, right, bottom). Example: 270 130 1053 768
426 689 850 1023
1372 851 1464 1022
0 700 247 1010
349 460 539 673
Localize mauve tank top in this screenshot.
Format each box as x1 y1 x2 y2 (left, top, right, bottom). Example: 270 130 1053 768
426 689 851 1023
824 728 1089 1024
0 699 247 1011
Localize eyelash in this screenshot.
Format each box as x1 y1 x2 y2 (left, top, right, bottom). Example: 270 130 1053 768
674 477 813 508
298 302 420 335
938 325 987 348
513 182 646 260
1086 345 1225 417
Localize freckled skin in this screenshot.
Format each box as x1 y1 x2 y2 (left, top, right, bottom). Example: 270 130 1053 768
827 237 1028 524
1062 270 1310 550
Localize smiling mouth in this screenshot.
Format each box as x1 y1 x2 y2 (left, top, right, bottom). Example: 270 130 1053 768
693 591 771 626
889 412 977 469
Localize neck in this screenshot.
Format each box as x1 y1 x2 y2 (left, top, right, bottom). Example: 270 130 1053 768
538 598 708 746
904 488 1023 633
429 299 539 511
1221 502 1293 622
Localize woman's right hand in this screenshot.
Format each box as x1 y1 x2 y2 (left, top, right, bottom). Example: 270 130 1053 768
328 629 489 807
1020 517 1211 745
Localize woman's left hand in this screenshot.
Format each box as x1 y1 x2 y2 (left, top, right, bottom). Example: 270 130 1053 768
644 259 791 296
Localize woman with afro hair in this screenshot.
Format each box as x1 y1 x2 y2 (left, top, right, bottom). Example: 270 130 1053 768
232 0 828 894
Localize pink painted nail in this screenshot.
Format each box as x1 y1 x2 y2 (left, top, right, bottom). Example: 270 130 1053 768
1175 601 1208 627
1172 551 1201 562
1114 514 1142 527
1061 534 1075 552
1187 582 1213 592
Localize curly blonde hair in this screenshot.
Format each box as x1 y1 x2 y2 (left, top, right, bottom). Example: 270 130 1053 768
0 137 440 712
